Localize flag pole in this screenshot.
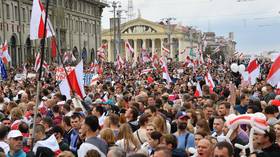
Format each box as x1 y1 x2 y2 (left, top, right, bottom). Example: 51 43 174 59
31 0 50 149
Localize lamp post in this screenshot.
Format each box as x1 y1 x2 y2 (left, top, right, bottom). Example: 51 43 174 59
161 17 176 57
109 1 121 61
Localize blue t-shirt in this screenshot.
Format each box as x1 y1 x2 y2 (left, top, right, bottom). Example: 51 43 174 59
235 104 247 114
6 149 26 157
174 132 195 150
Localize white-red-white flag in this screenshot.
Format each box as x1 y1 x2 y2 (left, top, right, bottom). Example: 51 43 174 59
246 59 260 85
141 49 151 63
141 68 154 75
90 59 99 72
59 61 86 99
205 72 215 93
267 55 280 86
30 0 55 40
162 46 170 55
125 40 134 54
63 51 76 63
34 52 49 72
116 55 124 70
90 74 99 86
1 41 11 64
97 44 107 61
162 62 172 83
194 82 203 97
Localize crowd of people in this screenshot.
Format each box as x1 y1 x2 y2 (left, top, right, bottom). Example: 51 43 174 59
0 56 280 157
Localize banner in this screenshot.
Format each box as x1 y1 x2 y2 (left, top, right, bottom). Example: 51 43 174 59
55 67 75 81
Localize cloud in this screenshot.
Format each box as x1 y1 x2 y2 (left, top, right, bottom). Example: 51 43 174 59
102 0 280 54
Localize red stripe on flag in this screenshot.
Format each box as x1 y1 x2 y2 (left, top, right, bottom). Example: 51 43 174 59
247 59 258 73
68 70 83 99
51 37 57 58
267 56 280 80
38 16 45 39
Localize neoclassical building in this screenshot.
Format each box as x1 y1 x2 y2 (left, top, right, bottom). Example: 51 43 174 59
0 0 107 66
102 17 203 62
102 17 237 62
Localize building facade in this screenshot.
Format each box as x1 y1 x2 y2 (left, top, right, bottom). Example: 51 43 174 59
0 0 107 67
102 17 236 62
102 17 203 62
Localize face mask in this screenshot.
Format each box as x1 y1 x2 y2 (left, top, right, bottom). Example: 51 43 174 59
178 121 187 130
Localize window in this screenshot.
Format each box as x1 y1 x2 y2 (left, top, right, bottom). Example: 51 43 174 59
0 2 2 18
6 4 10 19
22 8 26 22
11 3 14 20
15 6 18 21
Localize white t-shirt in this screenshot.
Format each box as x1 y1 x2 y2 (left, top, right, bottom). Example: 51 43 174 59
0 141 10 154
78 143 106 157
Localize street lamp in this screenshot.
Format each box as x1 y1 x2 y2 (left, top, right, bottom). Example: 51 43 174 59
161 17 176 57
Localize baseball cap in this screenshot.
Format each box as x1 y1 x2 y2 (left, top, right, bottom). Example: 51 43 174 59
7 130 23 139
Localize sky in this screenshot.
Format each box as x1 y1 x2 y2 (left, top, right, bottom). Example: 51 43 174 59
101 0 280 54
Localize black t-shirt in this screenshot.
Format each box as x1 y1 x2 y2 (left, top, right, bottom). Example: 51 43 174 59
257 143 280 157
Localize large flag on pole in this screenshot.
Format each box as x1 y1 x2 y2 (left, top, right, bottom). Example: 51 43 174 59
59 61 86 100
1 41 11 64
267 55 280 86
246 59 260 85
30 0 55 40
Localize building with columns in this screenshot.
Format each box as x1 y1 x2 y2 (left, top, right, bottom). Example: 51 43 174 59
0 0 107 67
102 17 203 62
102 17 237 63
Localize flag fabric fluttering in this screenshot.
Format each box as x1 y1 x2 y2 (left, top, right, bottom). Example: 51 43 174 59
63 51 76 63
194 82 203 97
246 59 260 85
1 41 11 64
0 59 8 80
162 46 170 55
97 44 107 61
33 135 61 156
59 60 86 100
267 55 280 86
90 74 99 86
125 40 134 54
141 49 151 63
30 0 55 40
141 68 154 75
116 55 125 70
34 52 49 72
205 72 215 93
51 37 57 58
161 58 172 84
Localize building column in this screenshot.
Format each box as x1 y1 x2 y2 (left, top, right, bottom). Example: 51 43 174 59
160 38 164 57
142 39 146 49
125 39 129 61
152 39 155 56
107 40 112 62
134 39 138 61
170 38 174 58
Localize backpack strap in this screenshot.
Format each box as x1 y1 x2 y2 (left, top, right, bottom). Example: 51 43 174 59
184 133 190 148
136 130 144 144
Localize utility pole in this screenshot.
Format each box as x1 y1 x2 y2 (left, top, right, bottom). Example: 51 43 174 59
110 1 121 61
